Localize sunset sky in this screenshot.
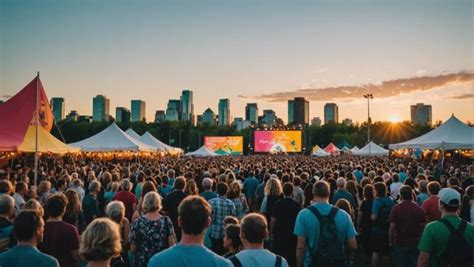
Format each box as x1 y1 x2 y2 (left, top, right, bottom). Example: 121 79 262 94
1 0 473 124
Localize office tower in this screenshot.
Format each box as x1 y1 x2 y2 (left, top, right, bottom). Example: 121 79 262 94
311 117 322 126
92 95 110 122
259 109 276 126
180 90 194 124
115 107 131 123
342 118 353 126
232 118 251 131
202 108 216 125
154 110 166 123
324 103 339 124
50 97 65 122
131 100 146 122
411 103 432 125
288 100 294 125
288 97 309 125
245 103 258 124
166 99 181 121
218 99 230 126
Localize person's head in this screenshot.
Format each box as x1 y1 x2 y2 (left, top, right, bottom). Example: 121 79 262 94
240 213 268 246
438 188 461 213
264 177 283 196
335 199 353 217
45 193 68 218
336 177 346 189
312 181 330 200
88 180 101 194
142 192 162 213
202 178 213 191
141 181 157 198
80 218 121 262
0 194 15 218
38 180 50 194
216 182 228 196
178 196 211 236
174 177 186 191
282 182 293 197
167 169 176 179
399 185 413 201
184 179 199 196
0 180 13 195
373 182 387 198
14 210 44 245
427 181 441 196
23 199 44 217
106 201 125 224
64 189 81 210
223 216 239 227
120 179 133 192
223 224 242 251
106 182 120 193
15 181 28 195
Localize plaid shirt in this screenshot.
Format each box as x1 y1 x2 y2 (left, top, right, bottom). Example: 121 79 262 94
208 196 236 239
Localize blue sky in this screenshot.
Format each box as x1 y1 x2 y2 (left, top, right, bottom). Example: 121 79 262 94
1 0 472 123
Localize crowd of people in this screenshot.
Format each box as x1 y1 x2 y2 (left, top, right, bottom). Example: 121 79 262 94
0 154 472 267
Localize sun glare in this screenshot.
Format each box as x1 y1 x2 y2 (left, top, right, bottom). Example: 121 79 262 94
389 115 400 123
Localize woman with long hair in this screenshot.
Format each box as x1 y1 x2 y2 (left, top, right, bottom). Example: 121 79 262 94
132 181 157 222
63 189 86 233
227 181 248 219
184 180 199 196
260 177 283 224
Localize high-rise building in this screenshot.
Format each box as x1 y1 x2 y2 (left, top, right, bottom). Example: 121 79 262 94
259 109 276 126
166 99 181 121
131 100 146 122
342 118 353 126
218 99 230 126
202 108 216 125
311 117 322 126
232 118 251 131
50 97 65 122
324 103 339 124
92 95 110 122
180 90 194 124
245 103 258 124
115 107 131 123
411 103 432 125
288 97 309 125
154 110 166 123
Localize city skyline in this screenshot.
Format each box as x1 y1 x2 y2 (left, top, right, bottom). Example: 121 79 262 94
1 0 473 123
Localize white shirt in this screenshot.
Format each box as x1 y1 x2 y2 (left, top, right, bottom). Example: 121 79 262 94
390 182 403 199
13 192 25 214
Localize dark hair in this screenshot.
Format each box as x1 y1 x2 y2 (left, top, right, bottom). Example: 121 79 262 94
363 184 374 201
178 196 211 235
15 182 28 193
399 185 413 200
14 210 42 241
45 193 68 218
427 181 441 195
441 201 459 212
174 177 186 191
217 182 228 196
225 224 242 249
240 213 267 244
282 182 293 197
313 181 330 198
373 182 387 198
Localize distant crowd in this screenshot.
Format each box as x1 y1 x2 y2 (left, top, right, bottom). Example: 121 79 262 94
0 154 472 267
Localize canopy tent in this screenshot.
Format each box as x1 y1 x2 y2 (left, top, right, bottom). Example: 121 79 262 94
389 115 474 150
139 132 184 154
354 142 389 156
0 76 76 153
341 146 352 152
312 149 331 157
184 145 219 157
324 143 340 155
337 140 352 149
311 145 322 153
125 128 141 140
69 123 155 152
350 146 360 153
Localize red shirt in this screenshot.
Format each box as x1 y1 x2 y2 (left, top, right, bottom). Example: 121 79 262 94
113 191 138 222
389 200 426 246
39 221 80 267
422 195 441 222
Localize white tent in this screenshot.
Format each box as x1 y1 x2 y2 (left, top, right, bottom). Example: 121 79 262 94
139 132 183 154
350 146 360 153
125 128 141 140
354 142 389 156
389 115 474 150
184 145 219 157
312 149 331 157
69 123 155 152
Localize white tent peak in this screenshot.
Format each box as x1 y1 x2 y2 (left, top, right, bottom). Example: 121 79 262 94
125 128 141 140
185 145 219 157
354 142 388 156
139 131 183 154
312 149 330 157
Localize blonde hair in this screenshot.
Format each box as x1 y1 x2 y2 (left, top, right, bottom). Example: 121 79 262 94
23 199 44 217
80 218 121 261
264 177 282 196
105 201 125 223
184 180 199 196
38 180 51 194
141 192 162 213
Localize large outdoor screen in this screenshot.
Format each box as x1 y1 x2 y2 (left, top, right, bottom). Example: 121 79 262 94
254 131 302 153
204 136 244 155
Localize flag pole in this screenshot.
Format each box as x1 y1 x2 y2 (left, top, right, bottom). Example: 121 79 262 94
34 71 39 187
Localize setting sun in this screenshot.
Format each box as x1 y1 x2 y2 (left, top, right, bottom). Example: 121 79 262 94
389 115 400 123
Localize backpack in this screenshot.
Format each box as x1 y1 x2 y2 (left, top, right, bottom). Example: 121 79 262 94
438 218 473 267
374 202 391 232
307 206 346 267
229 254 282 267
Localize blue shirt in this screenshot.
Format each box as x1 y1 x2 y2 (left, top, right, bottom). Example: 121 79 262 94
331 189 356 208
147 244 231 267
371 197 395 234
354 170 363 183
234 249 289 267
159 185 172 198
243 177 259 199
399 172 407 183
293 203 357 267
208 196 236 239
417 192 429 206
0 245 59 267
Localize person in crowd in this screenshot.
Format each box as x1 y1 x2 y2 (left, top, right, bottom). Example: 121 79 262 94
159 175 173 198
130 192 176 267
302 182 314 208
200 178 217 202
357 184 374 264
260 177 283 225
227 181 248 219
39 193 81 267
255 173 271 211
113 179 138 223
134 172 146 199
38 180 52 204
104 182 120 203
422 181 442 222
336 199 354 220
13 181 28 214
209 182 236 255
63 189 86 233
390 173 403 199
271 182 301 267
83 180 101 225
163 177 187 241
132 181 157 222
370 182 395 267
80 218 122 267
418 188 474 267
416 180 429 205
388 185 426 267
222 224 241 258
294 181 357 267
0 210 59 267
106 201 130 266
0 194 16 250
292 177 304 206
167 169 176 188
147 195 231 267
70 179 86 202
243 171 259 211
184 179 199 196
331 177 356 209
460 185 474 222
23 199 45 217
230 213 289 267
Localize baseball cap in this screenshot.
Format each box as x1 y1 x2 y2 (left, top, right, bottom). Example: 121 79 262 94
438 188 461 207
